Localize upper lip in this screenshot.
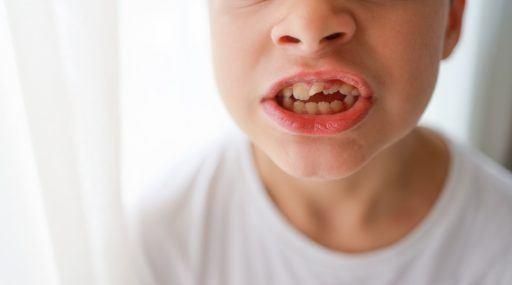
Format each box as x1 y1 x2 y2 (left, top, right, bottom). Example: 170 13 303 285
263 69 374 100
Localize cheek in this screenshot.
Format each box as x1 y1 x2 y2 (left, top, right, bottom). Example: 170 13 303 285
211 13 278 137
366 11 447 129
210 11 271 92
211 20 264 116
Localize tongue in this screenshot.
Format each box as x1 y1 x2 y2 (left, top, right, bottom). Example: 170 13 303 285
304 92 345 103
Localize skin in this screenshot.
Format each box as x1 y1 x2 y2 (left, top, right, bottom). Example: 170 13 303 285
209 0 466 252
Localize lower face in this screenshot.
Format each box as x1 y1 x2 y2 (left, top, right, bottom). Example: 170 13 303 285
210 0 451 180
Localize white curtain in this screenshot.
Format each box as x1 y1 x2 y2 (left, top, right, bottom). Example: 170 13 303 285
0 0 138 284
120 0 233 201
469 0 512 166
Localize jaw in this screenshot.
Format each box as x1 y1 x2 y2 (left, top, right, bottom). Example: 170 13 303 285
252 132 372 181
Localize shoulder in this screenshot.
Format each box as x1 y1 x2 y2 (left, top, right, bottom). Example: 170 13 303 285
129 132 249 283
446 140 512 279
454 141 512 207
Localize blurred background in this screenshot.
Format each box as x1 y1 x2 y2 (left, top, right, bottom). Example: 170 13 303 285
1 0 511 284
121 0 512 203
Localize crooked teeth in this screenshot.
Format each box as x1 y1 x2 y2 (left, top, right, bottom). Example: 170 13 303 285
293 83 310 100
339 84 354 95
308 82 325 96
323 83 340 95
285 81 360 101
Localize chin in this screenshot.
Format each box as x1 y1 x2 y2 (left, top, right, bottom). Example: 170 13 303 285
269 139 370 181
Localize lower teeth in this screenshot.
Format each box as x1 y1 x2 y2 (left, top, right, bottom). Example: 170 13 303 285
279 95 357 115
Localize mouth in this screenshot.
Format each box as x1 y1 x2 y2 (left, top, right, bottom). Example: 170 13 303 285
261 70 375 136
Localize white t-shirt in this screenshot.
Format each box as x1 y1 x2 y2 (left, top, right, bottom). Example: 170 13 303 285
131 130 512 285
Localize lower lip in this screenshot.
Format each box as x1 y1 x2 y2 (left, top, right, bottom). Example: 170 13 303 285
261 97 374 136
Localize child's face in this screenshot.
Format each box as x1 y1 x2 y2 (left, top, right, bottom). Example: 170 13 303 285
209 0 464 179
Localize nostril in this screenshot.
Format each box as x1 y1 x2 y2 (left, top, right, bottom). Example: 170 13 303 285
322 32 343 42
279 35 301 45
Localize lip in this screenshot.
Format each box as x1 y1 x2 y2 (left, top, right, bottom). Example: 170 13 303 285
261 69 375 136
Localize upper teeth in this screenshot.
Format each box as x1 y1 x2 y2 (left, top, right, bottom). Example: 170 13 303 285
309 82 325 96
292 83 309 100
282 81 359 101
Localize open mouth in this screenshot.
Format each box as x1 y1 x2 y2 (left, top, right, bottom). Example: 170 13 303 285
261 71 375 136
276 80 361 115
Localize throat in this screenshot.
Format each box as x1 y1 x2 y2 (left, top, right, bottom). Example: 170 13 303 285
251 127 450 254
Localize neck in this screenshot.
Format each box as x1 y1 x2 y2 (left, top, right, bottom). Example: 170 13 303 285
252 127 449 252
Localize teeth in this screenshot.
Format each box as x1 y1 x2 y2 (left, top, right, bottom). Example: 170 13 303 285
305 102 318 115
339 84 354 95
330 100 343 112
351 89 361 96
293 83 310 100
283 97 293 110
323 84 339 95
308 82 324 96
344 95 355 107
293 101 305 114
282 81 360 109
283 87 293 98
288 100 345 114
318 102 331 114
